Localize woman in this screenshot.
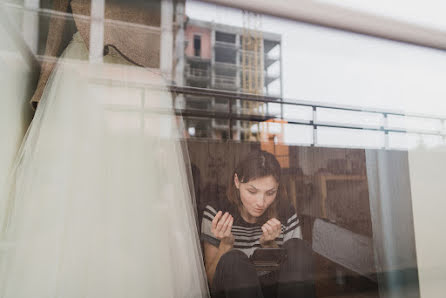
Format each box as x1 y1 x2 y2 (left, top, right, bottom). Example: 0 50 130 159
201 150 315 298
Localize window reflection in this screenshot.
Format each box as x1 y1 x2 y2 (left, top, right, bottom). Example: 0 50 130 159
1 0 445 297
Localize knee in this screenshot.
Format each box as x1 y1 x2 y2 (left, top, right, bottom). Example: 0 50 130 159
215 250 255 280
212 250 261 296
220 249 249 263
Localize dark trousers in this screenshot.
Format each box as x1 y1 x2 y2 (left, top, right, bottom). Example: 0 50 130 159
211 238 316 298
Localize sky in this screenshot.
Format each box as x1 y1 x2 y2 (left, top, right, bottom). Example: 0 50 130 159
185 0 446 148
186 0 446 116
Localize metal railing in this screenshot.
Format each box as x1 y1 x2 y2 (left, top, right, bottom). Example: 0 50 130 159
185 66 210 78
171 86 446 148
214 40 238 48
212 75 238 90
81 76 446 149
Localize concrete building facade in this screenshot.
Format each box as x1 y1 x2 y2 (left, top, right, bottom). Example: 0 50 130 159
180 18 283 140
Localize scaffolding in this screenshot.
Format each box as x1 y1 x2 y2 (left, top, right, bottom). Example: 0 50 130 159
241 11 265 141
180 18 283 141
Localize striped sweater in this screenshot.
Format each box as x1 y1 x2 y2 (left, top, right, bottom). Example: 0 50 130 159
201 200 302 257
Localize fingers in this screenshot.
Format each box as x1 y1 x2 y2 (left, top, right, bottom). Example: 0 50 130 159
262 218 282 241
221 213 231 232
263 222 273 234
261 224 272 239
270 218 281 227
268 218 281 233
223 216 233 237
216 212 229 231
212 211 233 239
211 211 222 231
264 222 276 239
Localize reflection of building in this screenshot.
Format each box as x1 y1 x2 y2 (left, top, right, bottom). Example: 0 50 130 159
178 18 283 140
260 119 289 168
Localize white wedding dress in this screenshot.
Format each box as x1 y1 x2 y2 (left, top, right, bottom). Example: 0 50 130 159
0 32 209 298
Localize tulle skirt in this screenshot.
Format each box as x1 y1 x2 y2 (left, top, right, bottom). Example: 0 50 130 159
0 33 209 298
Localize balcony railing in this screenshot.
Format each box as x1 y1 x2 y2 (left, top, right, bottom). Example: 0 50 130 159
85 77 446 149
170 86 446 148
215 40 238 48
213 75 238 90
185 67 210 79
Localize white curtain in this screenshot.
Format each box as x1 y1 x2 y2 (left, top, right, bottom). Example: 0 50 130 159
0 32 209 298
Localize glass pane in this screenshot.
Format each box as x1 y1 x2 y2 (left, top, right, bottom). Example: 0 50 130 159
2 0 446 297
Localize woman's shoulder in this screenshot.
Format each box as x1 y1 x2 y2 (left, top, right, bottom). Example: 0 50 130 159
278 201 299 226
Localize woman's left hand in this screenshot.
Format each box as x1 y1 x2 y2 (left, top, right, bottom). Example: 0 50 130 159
259 218 282 246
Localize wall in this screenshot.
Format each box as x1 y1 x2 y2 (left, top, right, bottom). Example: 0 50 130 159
185 24 212 59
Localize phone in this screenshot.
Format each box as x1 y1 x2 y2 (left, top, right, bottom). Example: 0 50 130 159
250 248 287 272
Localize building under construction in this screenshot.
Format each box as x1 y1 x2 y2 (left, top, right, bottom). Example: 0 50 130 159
178 17 283 141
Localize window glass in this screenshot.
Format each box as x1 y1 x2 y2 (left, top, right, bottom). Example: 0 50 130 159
1 0 445 297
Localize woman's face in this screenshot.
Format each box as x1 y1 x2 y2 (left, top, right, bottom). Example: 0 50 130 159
235 174 279 220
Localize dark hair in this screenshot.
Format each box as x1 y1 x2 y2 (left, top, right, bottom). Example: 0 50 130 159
227 150 286 222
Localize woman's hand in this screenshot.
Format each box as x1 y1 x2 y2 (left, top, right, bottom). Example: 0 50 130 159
211 211 234 248
204 211 234 286
260 218 281 247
